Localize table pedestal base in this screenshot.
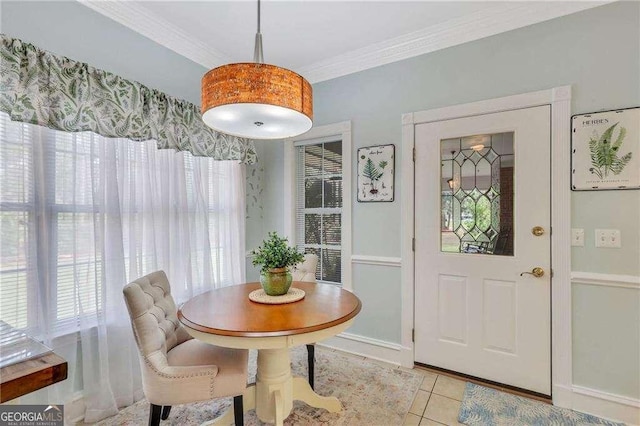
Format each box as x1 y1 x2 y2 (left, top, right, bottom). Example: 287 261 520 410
208 347 341 426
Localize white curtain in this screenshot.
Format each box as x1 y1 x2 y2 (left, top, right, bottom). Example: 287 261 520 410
0 112 246 422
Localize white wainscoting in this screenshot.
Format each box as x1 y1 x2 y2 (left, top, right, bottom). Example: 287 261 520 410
318 332 413 367
554 384 640 426
350 255 402 268
572 385 640 426
568 271 640 425
324 269 640 423
571 271 640 289
323 254 411 366
68 270 640 424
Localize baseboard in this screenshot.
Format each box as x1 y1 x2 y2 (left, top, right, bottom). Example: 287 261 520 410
554 384 639 425
552 384 573 409
65 392 86 424
318 332 412 367
572 385 640 426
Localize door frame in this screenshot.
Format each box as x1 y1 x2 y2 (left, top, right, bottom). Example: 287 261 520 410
400 86 572 407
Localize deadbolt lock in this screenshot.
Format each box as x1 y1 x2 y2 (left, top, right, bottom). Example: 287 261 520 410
532 226 545 236
520 267 545 278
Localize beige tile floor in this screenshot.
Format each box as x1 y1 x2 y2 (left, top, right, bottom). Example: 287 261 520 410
346 350 551 426
330 348 469 426
402 369 467 426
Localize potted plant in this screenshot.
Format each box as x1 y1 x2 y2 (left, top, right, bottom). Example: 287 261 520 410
251 232 305 296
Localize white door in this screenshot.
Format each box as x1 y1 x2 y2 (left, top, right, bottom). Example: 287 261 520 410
414 106 551 395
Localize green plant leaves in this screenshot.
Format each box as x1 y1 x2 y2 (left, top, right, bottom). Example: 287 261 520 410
251 232 305 273
0 35 258 163
588 122 632 179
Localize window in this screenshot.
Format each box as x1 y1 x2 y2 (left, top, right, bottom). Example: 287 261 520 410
0 119 34 330
52 132 103 332
288 121 352 289
296 141 343 283
0 113 244 335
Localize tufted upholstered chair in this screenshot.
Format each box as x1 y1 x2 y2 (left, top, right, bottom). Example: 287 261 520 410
291 254 318 283
123 271 248 426
291 254 319 389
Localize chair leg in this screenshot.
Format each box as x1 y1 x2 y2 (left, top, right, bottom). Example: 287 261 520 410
161 405 171 420
149 404 162 426
233 395 244 425
306 344 315 390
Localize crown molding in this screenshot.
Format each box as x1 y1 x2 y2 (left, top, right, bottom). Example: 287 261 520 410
78 0 230 68
79 1 609 84
300 2 610 83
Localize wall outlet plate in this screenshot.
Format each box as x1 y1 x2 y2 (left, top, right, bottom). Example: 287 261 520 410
595 229 621 248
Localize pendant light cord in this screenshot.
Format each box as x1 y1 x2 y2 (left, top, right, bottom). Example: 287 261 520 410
253 0 264 63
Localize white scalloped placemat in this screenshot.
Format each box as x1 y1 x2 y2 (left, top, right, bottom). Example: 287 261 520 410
248 287 305 304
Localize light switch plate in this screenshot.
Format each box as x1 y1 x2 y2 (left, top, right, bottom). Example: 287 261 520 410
595 229 621 248
571 228 584 247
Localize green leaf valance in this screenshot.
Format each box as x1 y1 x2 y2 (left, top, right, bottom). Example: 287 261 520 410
0 34 257 164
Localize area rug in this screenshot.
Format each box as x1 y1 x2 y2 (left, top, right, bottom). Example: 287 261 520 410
458 382 625 426
92 346 423 425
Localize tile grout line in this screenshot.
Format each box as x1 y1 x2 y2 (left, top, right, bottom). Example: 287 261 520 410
421 386 433 418
406 373 433 424
408 371 468 425
423 376 465 425
431 392 465 403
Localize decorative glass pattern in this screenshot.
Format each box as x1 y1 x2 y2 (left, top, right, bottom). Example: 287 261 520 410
440 133 514 256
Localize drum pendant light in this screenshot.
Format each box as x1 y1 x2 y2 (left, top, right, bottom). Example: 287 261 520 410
201 0 313 140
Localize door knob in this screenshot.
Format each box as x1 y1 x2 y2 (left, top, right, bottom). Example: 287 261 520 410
520 267 545 278
531 226 545 236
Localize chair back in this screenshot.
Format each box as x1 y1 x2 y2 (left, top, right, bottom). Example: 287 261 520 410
123 271 191 360
291 254 318 282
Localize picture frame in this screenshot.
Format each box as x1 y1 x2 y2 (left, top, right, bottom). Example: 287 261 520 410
357 144 395 202
571 107 639 191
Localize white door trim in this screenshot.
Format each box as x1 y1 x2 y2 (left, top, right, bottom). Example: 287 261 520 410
400 86 572 406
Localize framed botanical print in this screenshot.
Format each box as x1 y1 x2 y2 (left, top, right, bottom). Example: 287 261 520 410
357 144 394 202
571 107 639 190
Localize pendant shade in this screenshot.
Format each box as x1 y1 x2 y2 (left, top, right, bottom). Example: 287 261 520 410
202 63 313 140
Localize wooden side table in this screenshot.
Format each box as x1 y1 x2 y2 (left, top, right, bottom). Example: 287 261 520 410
0 322 68 403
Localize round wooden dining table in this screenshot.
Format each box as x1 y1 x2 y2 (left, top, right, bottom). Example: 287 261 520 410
178 281 361 426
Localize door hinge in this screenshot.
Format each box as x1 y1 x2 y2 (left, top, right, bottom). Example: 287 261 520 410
412 328 415 343
412 238 415 251
413 147 416 162
550 268 554 278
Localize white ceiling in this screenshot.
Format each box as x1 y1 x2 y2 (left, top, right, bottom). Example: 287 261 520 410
80 1 607 83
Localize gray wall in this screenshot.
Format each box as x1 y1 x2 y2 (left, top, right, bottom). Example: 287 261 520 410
1 1 206 105
313 1 640 273
573 284 640 398
246 141 286 282
260 2 640 399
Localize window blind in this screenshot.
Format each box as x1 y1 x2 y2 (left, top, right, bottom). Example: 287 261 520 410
295 140 343 285
0 111 245 335
0 117 35 330
53 132 102 332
